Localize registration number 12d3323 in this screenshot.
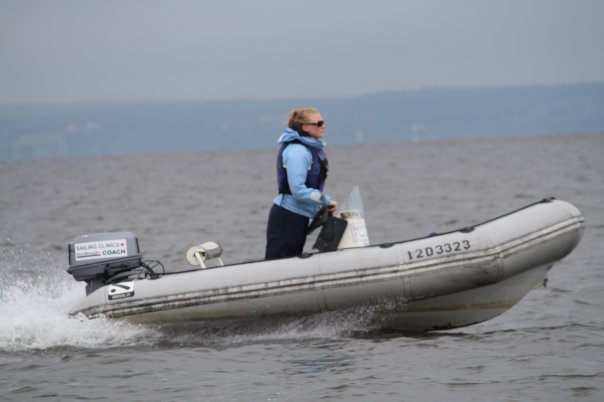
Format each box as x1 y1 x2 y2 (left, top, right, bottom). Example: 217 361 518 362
406 240 471 261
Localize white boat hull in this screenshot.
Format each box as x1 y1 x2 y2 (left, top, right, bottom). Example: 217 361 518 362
69 199 584 332
381 263 551 331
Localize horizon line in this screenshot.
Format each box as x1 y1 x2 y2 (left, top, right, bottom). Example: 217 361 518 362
1 81 602 107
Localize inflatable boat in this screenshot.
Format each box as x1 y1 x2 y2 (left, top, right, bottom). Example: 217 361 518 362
66 198 584 332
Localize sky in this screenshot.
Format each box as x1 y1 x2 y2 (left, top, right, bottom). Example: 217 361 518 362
1 0 603 104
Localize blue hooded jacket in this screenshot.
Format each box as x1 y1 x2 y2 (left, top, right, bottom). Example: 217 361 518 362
273 128 332 218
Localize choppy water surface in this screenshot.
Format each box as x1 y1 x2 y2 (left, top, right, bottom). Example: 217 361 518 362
1 134 603 401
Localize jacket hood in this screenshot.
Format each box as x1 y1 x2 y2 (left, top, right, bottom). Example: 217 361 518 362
277 128 325 149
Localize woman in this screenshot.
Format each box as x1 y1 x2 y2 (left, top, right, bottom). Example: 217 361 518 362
265 107 337 260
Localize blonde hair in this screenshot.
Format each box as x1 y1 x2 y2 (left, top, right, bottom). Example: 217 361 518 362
287 107 320 130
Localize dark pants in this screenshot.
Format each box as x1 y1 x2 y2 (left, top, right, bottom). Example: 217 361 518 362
265 204 309 260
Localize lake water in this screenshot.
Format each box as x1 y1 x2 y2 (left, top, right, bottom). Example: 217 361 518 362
1 133 603 401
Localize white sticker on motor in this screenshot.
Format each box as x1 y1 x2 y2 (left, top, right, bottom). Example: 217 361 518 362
74 239 128 261
108 281 135 300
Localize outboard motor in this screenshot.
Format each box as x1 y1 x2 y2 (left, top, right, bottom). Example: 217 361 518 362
67 232 146 295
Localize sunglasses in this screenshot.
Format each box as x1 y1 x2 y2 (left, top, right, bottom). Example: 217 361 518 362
305 120 325 127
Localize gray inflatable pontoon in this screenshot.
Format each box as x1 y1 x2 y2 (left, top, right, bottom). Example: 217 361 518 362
66 198 584 332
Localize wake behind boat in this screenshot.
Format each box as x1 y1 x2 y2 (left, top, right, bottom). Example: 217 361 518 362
66 198 584 332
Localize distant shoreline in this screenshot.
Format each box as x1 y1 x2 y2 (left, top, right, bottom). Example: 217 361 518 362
1 83 603 161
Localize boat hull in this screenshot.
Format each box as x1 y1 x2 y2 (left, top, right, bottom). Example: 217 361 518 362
69 199 584 332
380 263 551 331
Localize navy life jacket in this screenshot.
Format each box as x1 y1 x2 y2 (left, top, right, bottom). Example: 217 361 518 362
277 140 329 195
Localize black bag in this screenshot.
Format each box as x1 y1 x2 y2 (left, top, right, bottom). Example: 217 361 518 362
312 215 348 252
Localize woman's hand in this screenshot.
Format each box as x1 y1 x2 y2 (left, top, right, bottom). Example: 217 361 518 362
327 200 337 214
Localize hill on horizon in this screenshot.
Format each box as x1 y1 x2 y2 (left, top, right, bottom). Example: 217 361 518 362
1 82 603 160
